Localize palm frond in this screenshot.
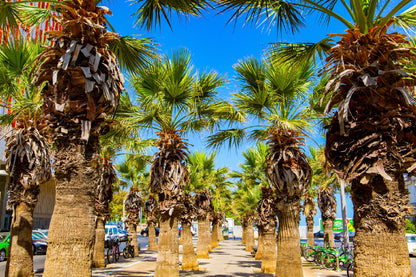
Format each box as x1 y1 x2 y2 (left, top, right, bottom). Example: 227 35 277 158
132 0 211 31
0 0 21 28
18 4 51 27
109 35 158 72
206 128 247 150
218 0 305 35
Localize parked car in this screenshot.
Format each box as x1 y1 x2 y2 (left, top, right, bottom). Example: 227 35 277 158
313 230 324 238
105 225 121 244
0 234 10 261
406 234 416 256
32 231 48 255
141 227 160 237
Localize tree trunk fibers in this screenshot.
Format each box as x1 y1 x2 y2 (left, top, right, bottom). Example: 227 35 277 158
261 224 277 273
5 203 34 277
197 217 210 259
43 138 100 277
323 219 335 248
255 227 264 260
306 216 315 247
245 218 255 252
155 216 179 277
128 223 139 257
242 222 247 245
208 219 212 252
181 222 199 271
276 206 303 277
351 176 411 277
148 221 158 251
93 217 106 268
217 222 224 241
211 222 219 248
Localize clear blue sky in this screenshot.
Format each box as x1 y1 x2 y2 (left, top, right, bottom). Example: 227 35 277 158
106 1 355 225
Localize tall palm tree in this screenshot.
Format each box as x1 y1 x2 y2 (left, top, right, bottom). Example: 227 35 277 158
0 38 52 277
303 191 317 247
209 56 315 276
26 0 156 274
194 190 214 258
180 193 199 270
126 49 238 277
317 184 336 248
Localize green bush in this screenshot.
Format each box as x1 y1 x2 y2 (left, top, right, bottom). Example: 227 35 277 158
406 219 416 234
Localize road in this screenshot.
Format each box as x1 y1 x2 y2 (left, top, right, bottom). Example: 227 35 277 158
0 236 150 277
1 237 416 276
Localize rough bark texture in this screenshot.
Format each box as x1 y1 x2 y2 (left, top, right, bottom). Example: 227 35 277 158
217 222 224 241
5 203 34 277
276 205 303 277
155 216 179 277
245 216 255 252
197 217 210 259
93 217 106 268
318 187 337 248
255 226 264 260
44 136 100 277
181 222 199 271
351 175 410 277
241 219 247 245
211 221 219 248
128 223 139 257
261 223 277 273
306 216 315 247
148 221 158 251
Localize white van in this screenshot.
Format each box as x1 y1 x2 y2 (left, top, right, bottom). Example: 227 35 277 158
105 225 119 242
406 233 416 256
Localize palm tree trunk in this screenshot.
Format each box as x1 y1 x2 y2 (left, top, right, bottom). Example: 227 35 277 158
211 222 219 248
351 175 411 277
148 221 158 251
306 215 315 246
261 223 277 273
242 222 247 244
43 137 100 277
218 222 224 241
323 218 335 248
155 216 179 277
181 222 199 271
5 203 34 277
128 223 139 257
255 226 264 260
276 204 303 277
245 217 255 252
197 216 210 259
93 217 106 268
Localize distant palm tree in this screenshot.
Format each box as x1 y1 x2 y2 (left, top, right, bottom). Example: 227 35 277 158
180 193 199 270
126 49 238 276
209 56 314 276
144 195 159 251
0 38 52 277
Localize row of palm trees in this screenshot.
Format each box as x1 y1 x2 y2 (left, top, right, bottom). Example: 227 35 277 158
0 1 415 277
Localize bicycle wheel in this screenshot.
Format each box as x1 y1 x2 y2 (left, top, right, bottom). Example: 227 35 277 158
129 246 135 258
123 247 129 259
107 248 114 264
347 262 354 277
304 248 315 262
323 253 337 270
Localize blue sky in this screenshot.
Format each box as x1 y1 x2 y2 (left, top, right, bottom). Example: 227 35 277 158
106 2 356 224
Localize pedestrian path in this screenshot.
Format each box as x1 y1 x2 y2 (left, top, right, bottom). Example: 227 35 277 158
92 239 347 277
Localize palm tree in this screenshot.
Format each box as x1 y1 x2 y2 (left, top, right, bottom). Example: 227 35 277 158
218 1 416 274
144 195 159 251
317 184 337 248
124 187 143 257
209 56 315 276
126 49 238 277
92 147 116 268
256 186 277 273
180 193 199 270
194 190 214 258
303 191 317 247
0 38 52 277
25 0 156 274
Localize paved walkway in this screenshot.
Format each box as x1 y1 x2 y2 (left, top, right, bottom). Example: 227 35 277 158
92 239 348 277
